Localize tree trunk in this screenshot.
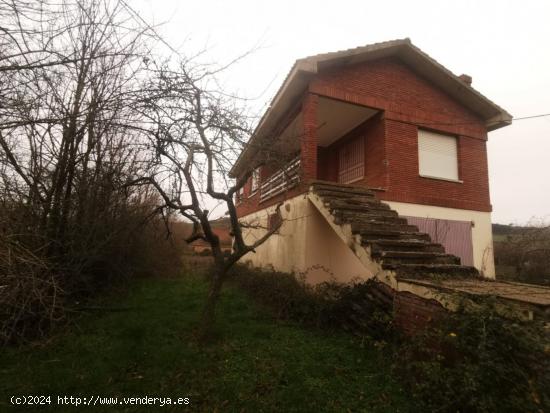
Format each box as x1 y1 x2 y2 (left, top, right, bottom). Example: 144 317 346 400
198 265 225 341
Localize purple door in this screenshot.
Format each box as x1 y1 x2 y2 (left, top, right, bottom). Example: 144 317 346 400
404 216 474 266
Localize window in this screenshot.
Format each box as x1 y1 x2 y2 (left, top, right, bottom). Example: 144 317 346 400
250 168 260 195
236 184 245 203
268 212 282 231
418 129 459 181
338 136 365 184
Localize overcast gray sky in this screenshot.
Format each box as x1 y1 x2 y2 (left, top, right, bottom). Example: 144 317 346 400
134 0 550 225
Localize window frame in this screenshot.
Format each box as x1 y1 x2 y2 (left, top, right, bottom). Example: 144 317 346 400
236 183 245 204
417 129 463 183
250 167 260 196
338 135 365 184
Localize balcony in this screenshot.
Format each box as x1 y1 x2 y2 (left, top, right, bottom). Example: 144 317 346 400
259 156 301 203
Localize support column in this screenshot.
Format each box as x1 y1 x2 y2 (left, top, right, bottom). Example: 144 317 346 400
301 93 319 183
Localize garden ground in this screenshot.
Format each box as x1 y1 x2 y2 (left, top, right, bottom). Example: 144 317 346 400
0 275 410 412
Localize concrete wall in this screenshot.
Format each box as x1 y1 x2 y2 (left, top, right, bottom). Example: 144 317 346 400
239 195 370 284
385 200 495 278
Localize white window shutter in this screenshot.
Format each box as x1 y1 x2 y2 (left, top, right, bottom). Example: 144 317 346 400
418 130 459 181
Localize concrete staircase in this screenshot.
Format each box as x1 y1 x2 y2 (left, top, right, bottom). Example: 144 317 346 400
305 181 550 325
309 181 479 280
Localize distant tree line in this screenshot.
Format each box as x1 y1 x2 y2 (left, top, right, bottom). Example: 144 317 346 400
493 222 550 286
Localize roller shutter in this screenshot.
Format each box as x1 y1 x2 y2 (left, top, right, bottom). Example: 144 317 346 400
418 129 459 181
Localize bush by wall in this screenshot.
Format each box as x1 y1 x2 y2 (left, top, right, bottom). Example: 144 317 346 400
0 200 184 345
493 223 550 286
231 266 550 413
230 265 394 339
393 298 549 412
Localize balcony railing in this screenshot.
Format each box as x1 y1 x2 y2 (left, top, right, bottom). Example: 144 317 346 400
259 156 301 203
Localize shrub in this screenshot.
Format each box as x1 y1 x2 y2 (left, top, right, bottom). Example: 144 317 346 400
494 222 550 286
393 298 550 412
0 236 63 343
232 266 549 412
0 199 184 345
230 265 393 339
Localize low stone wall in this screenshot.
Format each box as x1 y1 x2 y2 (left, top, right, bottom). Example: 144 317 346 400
393 290 448 335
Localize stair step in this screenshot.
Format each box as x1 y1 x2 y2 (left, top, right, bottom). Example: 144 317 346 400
327 201 390 212
314 189 376 200
365 239 445 253
335 216 408 226
376 250 455 259
352 222 419 234
334 215 408 226
310 182 476 280
359 230 431 242
326 196 378 206
374 251 460 265
382 263 479 277
383 257 460 265
325 197 387 207
311 182 375 196
333 209 399 220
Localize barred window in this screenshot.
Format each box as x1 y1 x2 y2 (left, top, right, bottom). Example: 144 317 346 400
338 136 365 184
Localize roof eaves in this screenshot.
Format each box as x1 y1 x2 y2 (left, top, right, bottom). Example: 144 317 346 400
229 39 410 177
229 60 318 177
230 39 512 176
403 42 513 125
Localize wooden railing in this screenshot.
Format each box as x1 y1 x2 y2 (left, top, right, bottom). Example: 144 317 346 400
259 156 301 203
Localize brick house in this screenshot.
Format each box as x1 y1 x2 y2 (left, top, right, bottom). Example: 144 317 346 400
191 218 233 254
230 39 511 286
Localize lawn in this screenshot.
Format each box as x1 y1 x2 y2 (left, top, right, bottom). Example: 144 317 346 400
0 275 410 412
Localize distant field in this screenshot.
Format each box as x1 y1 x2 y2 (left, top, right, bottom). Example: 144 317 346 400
492 233 508 242
0 276 409 413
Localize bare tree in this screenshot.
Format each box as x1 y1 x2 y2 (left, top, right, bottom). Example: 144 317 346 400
0 0 169 343
0 0 152 234
132 57 286 338
1 0 287 342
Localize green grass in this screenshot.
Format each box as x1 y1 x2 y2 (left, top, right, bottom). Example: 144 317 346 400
0 276 409 412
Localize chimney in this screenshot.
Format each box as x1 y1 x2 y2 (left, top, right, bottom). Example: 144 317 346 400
459 74 472 86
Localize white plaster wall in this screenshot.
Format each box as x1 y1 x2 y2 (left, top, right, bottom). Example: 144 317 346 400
240 195 308 274
384 201 496 278
239 195 369 284
305 204 369 284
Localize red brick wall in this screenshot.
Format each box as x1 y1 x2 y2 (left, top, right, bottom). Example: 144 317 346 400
382 120 491 211
364 114 387 190
318 113 387 189
237 57 493 217
317 146 337 182
235 182 309 218
310 57 486 139
393 291 448 336
301 93 319 181
236 93 316 218
310 57 491 212
368 282 448 336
